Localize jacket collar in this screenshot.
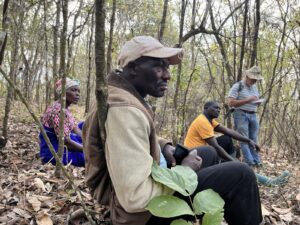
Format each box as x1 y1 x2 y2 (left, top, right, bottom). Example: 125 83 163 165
107 70 154 118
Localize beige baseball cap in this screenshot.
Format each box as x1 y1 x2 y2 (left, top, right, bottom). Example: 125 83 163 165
243 66 263 80
118 36 184 68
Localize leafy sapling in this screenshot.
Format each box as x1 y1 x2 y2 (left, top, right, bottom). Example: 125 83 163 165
146 163 225 225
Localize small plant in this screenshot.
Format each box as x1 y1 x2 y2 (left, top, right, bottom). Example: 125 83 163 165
146 163 225 225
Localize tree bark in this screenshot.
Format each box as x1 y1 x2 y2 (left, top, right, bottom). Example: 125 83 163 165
56 0 68 178
85 12 95 114
158 0 168 42
52 0 61 99
250 0 260 67
106 0 116 73
237 0 249 81
44 0 50 107
172 0 187 144
95 0 107 148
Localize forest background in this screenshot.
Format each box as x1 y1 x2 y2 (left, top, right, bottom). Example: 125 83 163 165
0 0 299 224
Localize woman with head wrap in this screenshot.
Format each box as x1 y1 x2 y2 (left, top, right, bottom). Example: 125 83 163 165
39 78 85 167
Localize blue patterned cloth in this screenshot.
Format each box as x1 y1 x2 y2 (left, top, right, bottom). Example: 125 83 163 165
39 122 85 167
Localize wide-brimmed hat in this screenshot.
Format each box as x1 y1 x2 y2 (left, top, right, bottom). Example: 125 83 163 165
243 66 263 80
118 36 184 68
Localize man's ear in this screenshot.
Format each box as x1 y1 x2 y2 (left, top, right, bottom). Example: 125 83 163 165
127 61 137 77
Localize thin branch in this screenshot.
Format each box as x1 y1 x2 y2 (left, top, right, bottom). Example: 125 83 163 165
0 67 96 225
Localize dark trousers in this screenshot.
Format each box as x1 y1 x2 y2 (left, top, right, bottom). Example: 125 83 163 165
216 134 235 154
147 147 262 225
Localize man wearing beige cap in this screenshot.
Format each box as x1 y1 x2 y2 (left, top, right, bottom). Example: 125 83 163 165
83 36 262 225
228 66 263 167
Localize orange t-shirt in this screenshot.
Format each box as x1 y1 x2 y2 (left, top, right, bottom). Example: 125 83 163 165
184 114 219 148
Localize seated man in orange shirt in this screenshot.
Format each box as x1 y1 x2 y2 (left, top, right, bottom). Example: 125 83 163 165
184 101 289 186
184 101 259 162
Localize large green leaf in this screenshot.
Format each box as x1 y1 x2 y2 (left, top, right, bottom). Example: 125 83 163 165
193 189 225 215
171 165 198 195
170 219 193 225
146 195 194 218
151 163 198 196
202 210 224 225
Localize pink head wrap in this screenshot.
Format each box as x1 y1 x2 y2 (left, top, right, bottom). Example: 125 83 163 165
55 78 80 95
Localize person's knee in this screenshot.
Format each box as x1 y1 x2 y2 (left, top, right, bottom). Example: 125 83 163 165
206 146 218 158
232 162 256 180
196 146 218 158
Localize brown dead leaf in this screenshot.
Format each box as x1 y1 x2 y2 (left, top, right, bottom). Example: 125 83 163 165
34 178 46 192
261 204 271 216
13 208 31 219
279 212 293 222
26 195 41 211
36 211 53 225
296 192 300 202
271 205 292 215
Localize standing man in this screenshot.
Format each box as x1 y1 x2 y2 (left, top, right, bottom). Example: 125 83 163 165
228 66 263 166
83 36 262 225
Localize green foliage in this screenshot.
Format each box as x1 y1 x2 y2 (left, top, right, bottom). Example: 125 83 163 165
146 195 194 218
193 189 225 215
151 162 197 196
202 210 224 225
171 219 193 225
148 163 224 224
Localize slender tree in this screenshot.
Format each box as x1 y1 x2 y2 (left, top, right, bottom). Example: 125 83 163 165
106 0 116 73
237 0 249 81
56 0 68 177
250 0 260 66
85 12 95 114
95 0 107 148
158 0 169 42
52 0 61 99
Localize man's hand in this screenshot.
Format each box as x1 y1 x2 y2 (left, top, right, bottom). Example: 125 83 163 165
247 96 258 103
249 140 260 152
162 144 176 167
181 150 202 172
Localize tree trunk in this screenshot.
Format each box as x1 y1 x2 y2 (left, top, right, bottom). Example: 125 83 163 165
44 0 50 107
52 0 61 100
250 0 260 67
172 0 186 144
237 0 249 81
158 0 169 42
56 0 68 178
95 0 107 148
85 12 95 114
106 0 116 73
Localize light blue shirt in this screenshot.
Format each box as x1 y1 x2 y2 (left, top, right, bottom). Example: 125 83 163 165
160 151 167 168
228 81 259 112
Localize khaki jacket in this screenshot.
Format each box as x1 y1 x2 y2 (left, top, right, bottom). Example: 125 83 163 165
83 71 173 225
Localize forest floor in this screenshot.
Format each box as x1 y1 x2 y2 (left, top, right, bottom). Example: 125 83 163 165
0 100 299 225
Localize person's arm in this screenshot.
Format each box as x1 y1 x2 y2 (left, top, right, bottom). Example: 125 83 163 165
215 125 260 151
64 137 83 151
72 125 82 137
162 144 202 171
228 96 258 108
105 107 174 213
205 136 236 161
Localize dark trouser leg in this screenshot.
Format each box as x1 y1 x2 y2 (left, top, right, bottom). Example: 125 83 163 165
195 145 219 168
147 162 262 225
216 135 235 154
194 162 262 225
